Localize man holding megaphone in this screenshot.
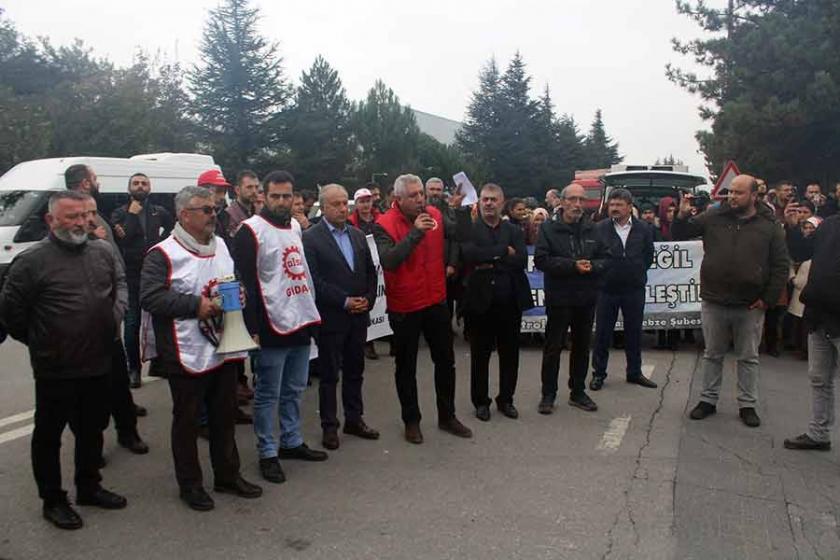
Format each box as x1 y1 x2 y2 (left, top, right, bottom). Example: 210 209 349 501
140 185 263 512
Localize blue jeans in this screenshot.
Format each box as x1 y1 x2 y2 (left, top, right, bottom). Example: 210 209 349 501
253 345 310 459
592 289 645 379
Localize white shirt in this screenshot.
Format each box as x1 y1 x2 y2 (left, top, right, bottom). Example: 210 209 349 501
613 217 633 248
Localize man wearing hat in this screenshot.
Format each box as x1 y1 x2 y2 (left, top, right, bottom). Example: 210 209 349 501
198 169 233 248
349 188 380 236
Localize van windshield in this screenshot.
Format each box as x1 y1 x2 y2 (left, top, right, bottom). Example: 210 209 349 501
0 191 49 226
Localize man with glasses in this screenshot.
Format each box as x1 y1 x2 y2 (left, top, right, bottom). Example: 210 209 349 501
140 186 262 511
112 173 174 388
535 183 610 414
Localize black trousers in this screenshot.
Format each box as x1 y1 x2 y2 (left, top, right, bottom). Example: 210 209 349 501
389 303 456 424
592 289 645 379
109 339 138 438
318 325 366 430
467 302 522 408
167 364 241 490
32 375 109 504
540 304 596 398
124 279 141 372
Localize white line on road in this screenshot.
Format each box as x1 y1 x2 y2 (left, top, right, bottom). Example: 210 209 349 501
0 423 33 445
597 415 631 452
0 409 34 429
642 364 656 380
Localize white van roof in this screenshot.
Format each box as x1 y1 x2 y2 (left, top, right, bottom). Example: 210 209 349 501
0 153 219 194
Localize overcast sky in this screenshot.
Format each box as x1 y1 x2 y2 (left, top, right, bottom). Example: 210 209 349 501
4 0 717 179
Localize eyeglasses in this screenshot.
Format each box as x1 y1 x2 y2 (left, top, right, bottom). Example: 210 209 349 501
184 206 215 215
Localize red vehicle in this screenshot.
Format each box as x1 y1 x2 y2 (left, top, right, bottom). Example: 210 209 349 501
573 169 608 213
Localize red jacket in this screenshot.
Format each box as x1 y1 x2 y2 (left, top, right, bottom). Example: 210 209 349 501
376 205 446 313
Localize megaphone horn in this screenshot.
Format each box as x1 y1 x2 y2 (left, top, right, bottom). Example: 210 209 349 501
216 279 259 354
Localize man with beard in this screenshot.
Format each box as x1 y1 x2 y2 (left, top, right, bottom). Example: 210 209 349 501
425 177 468 323
198 169 234 246
225 170 259 237
111 173 174 388
673 175 789 428
141 186 262 511
235 171 327 485
0 190 127 529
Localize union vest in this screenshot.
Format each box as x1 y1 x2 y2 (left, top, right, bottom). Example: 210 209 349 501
141 235 247 375
376 205 446 313
239 215 321 335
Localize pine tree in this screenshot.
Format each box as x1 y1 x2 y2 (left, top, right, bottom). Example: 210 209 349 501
583 109 621 168
455 58 502 179
285 56 353 188
350 80 420 183
189 0 290 172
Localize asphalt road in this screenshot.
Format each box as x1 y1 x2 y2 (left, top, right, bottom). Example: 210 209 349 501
0 334 838 559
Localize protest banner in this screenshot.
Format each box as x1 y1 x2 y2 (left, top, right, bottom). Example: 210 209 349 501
366 234 393 341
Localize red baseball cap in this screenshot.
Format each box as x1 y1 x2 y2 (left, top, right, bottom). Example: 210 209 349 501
197 169 231 188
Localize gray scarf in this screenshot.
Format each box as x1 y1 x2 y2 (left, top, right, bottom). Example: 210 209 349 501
172 222 217 256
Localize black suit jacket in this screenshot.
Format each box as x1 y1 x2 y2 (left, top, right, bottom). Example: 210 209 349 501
302 220 377 335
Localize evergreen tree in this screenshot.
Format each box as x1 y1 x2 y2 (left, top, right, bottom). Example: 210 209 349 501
189 0 290 173
455 58 502 180
285 56 354 188
555 114 587 180
350 80 420 184
583 109 621 168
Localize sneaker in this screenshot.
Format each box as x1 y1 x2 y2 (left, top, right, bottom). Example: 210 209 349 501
784 433 831 451
689 401 716 420
739 407 761 428
259 457 286 484
568 392 598 412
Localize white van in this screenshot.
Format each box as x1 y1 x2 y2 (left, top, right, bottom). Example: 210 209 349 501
0 153 220 273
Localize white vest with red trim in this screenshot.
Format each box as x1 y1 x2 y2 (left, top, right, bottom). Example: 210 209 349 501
240 215 321 335
142 235 247 375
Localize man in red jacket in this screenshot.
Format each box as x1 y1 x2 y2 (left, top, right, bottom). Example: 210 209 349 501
373 174 472 444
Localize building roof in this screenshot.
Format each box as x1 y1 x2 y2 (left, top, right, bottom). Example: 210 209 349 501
412 109 462 145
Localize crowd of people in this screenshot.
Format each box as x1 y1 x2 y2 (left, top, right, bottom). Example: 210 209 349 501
0 164 838 532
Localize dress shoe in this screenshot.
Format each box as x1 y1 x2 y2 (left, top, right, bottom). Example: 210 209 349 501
404 423 424 444
118 434 150 455
322 429 340 450
438 416 473 438
568 392 598 412
128 369 141 389
739 407 761 428
343 420 380 440
497 402 519 419
689 401 716 420
627 375 657 389
43 499 83 530
364 342 379 360
179 487 214 511
784 433 831 451
538 398 555 415
235 408 253 425
76 487 127 509
277 443 328 461
214 475 263 499
589 376 605 391
133 404 148 417
475 405 491 422
259 457 286 484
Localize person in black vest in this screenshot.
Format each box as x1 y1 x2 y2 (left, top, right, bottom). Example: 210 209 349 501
111 173 174 388
535 183 610 414
303 184 380 450
590 188 657 391
461 183 533 421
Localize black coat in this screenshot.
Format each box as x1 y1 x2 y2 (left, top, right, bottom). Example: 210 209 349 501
534 214 610 307
460 217 533 316
596 218 654 294
801 215 840 337
0 236 118 379
302 220 377 335
111 203 174 281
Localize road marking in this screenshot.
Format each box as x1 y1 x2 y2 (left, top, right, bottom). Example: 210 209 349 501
0 424 33 445
642 364 655 380
597 415 631 451
0 409 34 429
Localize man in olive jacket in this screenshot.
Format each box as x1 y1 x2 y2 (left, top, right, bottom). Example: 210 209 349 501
672 175 789 428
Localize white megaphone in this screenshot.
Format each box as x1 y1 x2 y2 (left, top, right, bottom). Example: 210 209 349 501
215 278 259 354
